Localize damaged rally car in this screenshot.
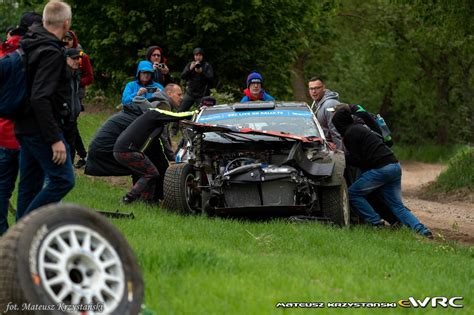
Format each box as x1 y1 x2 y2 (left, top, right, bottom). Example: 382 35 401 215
163 102 350 226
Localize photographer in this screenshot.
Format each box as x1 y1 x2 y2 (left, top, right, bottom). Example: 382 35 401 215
146 45 173 86
179 47 213 112
121 60 164 106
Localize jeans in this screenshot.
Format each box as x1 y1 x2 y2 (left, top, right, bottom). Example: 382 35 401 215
0 147 19 235
16 134 75 220
348 163 429 233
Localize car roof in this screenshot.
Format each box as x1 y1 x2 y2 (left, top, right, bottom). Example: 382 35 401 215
200 101 311 113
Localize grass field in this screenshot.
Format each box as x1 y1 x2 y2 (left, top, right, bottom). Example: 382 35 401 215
8 112 474 314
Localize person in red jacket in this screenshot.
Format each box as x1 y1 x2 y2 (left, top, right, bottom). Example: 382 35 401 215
0 12 42 235
63 30 94 168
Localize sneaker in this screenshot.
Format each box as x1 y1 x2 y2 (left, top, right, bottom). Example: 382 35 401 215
122 195 138 205
371 221 386 229
74 157 87 169
421 230 434 240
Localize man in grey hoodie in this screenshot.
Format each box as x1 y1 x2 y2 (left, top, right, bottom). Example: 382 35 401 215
308 77 342 149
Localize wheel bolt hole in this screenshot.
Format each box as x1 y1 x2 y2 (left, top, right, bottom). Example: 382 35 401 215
85 269 94 277
69 268 83 284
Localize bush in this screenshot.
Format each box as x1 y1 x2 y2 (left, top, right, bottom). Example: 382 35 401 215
432 146 474 192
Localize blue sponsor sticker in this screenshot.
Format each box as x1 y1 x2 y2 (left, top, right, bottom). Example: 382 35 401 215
198 110 312 123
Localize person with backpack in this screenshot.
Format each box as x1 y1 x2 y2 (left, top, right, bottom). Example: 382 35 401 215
331 107 433 238
63 30 94 169
13 1 75 220
0 12 42 235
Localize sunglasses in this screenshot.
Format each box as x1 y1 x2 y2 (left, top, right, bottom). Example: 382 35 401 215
151 54 161 57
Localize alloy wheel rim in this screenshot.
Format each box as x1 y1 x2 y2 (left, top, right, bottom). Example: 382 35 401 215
37 225 125 313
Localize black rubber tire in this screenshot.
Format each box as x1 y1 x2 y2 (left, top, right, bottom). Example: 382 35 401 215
320 180 350 227
163 163 198 214
0 203 144 315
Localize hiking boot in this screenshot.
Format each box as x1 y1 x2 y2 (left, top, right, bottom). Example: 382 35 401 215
74 157 87 169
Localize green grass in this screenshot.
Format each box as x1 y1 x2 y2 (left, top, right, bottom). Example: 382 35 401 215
392 144 466 163
62 174 474 314
7 112 474 314
429 146 474 192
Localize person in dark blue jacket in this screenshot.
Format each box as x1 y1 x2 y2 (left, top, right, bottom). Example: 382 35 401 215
240 72 274 102
122 60 164 106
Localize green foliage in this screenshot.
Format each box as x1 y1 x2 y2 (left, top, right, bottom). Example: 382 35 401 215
431 146 474 192
392 144 465 163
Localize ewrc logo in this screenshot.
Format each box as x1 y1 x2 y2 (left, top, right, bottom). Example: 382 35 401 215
398 297 463 308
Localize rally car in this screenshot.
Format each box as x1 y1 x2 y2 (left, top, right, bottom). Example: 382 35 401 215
162 102 350 226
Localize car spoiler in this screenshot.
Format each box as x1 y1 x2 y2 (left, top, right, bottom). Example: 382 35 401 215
180 121 324 143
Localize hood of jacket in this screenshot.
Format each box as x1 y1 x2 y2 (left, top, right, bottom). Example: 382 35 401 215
19 24 65 53
319 89 339 106
66 30 79 48
135 60 155 79
332 107 354 136
148 91 172 110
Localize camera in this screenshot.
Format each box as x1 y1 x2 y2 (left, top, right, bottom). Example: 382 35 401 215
153 63 165 70
194 62 202 69
146 87 158 93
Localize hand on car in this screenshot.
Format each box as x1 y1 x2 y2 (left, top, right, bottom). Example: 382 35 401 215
51 141 67 165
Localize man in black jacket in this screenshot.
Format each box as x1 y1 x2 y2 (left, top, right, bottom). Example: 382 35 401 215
113 85 193 204
180 48 213 112
14 1 75 220
332 107 432 238
172 48 213 135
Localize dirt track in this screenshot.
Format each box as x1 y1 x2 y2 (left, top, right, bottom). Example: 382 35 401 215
400 162 474 245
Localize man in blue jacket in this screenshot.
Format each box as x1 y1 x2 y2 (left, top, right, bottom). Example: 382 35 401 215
240 72 274 102
122 60 164 106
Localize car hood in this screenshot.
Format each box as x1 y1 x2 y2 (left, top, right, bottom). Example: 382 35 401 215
181 121 324 143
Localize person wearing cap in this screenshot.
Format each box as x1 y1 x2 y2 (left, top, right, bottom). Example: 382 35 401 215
63 30 94 169
240 72 274 102
122 60 165 106
0 11 42 235
179 47 214 112
62 48 83 165
146 45 173 86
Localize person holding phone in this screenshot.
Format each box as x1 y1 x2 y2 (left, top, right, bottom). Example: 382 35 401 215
122 60 164 106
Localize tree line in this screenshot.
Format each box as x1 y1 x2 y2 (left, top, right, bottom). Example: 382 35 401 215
2 0 472 145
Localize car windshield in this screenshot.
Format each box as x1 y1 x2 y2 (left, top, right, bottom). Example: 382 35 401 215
197 109 320 137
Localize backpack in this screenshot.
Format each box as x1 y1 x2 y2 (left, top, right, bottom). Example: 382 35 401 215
0 47 29 119
352 104 393 146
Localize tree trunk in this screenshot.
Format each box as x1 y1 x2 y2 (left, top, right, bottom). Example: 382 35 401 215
291 54 309 102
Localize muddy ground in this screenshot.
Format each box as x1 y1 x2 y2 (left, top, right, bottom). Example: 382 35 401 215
401 162 473 245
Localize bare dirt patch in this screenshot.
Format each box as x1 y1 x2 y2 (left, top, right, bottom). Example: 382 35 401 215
400 161 474 245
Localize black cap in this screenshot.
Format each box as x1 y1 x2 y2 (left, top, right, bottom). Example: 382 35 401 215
65 48 81 58
10 12 42 36
193 47 204 55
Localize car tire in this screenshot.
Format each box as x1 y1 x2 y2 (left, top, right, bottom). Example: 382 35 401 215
163 163 199 214
321 180 350 227
0 203 143 315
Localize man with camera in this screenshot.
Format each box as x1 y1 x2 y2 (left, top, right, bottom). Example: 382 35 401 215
179 47 213 112
122 60 164 106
